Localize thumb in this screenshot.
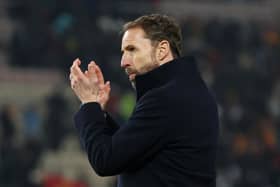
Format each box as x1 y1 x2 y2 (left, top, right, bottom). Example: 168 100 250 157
105 81 111 92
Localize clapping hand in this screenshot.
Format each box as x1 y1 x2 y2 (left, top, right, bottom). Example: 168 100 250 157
70 58 111 110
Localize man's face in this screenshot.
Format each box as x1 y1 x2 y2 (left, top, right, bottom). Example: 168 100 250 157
121 27 159 84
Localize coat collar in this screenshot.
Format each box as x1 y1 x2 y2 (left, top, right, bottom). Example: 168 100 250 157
135 56 197 100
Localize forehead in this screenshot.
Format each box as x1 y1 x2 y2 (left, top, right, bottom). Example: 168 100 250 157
121 27 150 49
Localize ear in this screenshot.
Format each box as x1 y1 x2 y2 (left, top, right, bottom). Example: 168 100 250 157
156 40 171 62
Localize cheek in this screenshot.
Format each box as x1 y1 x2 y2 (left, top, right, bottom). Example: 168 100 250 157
134 51 153 72
133 56 145 73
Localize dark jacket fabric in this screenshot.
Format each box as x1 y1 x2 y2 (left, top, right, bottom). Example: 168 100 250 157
74 56 219 187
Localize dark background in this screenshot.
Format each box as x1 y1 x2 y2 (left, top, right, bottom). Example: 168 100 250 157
0 0 279 187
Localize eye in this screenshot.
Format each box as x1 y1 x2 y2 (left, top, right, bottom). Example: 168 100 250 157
127 46 136 52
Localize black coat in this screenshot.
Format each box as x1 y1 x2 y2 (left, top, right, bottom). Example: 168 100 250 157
74 56 219 187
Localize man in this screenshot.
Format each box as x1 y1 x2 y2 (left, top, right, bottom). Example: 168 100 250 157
70 14 219 187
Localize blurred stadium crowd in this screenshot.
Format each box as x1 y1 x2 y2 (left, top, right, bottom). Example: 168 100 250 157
0 0 280 187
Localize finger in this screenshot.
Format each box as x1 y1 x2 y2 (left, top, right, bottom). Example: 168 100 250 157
70 59 77 75
87 63 99 84
69 72 77 81
94 64 105 85
98 81 110 96
87 61 96 76
88 61 96 68
71 58 80 70
71 60 86 80
85 70 94 80
104 81 111 93
72 67 84 81
76 58 81 66
70 58 79 73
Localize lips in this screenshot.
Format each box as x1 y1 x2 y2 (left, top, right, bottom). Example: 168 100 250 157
125 68 132 75
125 69 134 76
125 69 136 80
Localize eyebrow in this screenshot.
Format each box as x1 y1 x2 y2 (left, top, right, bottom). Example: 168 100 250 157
121 44 136 53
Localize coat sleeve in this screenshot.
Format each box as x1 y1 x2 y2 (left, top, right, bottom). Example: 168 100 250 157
104 112 120 135
74 95 169 176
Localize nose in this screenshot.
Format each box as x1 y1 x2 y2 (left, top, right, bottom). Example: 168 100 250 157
121 54 130 69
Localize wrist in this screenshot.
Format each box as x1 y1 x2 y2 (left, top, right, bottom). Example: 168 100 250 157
81 98 98 105
80 93 99 104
